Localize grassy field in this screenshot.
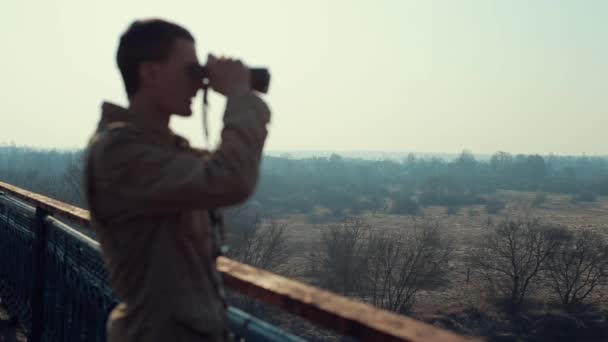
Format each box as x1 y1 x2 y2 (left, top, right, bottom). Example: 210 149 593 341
267 190 608 318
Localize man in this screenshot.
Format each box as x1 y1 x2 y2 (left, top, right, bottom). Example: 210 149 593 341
84 19 270 342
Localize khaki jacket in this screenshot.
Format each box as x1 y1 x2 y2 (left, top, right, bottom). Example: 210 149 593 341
84 94 270 342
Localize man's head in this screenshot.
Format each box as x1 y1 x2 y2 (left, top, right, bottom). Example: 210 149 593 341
117 19 202 116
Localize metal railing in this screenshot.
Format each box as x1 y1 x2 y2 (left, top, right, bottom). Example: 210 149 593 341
0 181 473 342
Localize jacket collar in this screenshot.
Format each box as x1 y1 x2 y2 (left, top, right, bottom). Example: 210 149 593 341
98 101 179 145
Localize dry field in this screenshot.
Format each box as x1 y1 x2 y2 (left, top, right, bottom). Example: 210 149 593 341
267 190 608 317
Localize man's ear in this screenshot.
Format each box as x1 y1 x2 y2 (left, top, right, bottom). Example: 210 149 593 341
139 61 158 85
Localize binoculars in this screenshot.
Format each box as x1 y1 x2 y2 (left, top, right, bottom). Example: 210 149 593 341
189 64 271 94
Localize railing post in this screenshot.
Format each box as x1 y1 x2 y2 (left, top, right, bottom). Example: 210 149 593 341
0 191 5 217
30 206 50 342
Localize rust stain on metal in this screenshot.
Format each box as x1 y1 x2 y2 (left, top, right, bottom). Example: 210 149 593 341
217 257 476 342
0 181 90 226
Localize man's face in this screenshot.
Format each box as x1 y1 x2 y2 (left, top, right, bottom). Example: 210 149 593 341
146 38 202 116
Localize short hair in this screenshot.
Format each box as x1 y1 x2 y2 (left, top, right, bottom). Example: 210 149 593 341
116 19 195 98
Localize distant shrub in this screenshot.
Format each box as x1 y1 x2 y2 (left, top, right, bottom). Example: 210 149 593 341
350 198 376 215
392 194 422 216
571 191 597 203
307 211 333 225
532 192 547 208
418 176 485 207
468 207 480 217
446 205 461 216
329 208 348 221
485 198 506 214
419 191 484 207
291 196 315 213
596 176 608 195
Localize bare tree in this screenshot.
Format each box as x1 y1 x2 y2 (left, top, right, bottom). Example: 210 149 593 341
248 220 289 271
545 229 608 306
223 206 291 319
224 206 290 273
62 152 86 207
468 214 565 311
365 217 452 314
308 217 369 295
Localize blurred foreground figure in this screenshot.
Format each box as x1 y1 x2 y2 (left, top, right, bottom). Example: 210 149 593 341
84 19 270 342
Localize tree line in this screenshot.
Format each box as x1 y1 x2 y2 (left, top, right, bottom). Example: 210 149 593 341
2 145 607 215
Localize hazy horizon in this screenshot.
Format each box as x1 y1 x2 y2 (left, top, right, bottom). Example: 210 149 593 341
2 1 607 154
2 143 607 162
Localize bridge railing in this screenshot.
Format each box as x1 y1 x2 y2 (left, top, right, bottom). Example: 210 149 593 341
0 181 474 342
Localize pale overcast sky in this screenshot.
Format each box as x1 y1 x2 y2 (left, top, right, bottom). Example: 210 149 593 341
1 1 606 155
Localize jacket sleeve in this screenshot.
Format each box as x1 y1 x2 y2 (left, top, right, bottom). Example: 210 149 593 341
89 94 270 220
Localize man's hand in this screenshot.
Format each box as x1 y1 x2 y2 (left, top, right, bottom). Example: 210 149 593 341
207 54 251 97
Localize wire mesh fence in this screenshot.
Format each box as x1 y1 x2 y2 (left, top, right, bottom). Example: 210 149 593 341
0 192 303 342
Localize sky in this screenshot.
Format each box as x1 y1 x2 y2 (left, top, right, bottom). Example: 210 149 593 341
0 1 606 155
